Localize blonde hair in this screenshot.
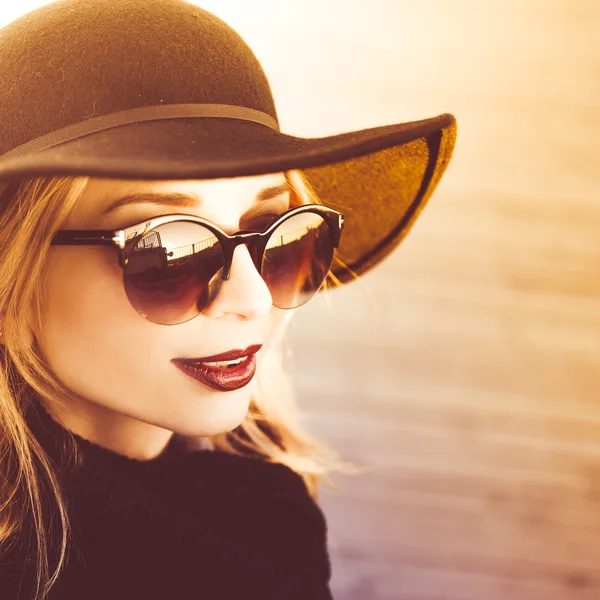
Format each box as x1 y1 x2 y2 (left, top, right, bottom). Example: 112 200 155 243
0 171 358 600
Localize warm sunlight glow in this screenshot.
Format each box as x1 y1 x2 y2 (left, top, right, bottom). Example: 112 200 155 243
0 2 53 27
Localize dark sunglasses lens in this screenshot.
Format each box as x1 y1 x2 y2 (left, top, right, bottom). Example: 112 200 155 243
123 222 224 324
262 211 334 309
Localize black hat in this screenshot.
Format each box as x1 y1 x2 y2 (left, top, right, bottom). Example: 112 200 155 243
0 0 456 284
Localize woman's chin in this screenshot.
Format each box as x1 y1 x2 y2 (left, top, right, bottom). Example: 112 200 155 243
173 386 254 437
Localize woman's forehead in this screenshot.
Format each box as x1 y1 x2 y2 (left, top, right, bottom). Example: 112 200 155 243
69 172 289 225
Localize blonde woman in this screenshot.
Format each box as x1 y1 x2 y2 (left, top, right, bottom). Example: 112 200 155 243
0 0 456 599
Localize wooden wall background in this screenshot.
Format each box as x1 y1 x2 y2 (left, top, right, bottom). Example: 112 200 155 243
3 1 599 598
200 1 600 599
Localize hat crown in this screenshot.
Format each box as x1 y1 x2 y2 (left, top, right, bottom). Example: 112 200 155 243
0 0 278 156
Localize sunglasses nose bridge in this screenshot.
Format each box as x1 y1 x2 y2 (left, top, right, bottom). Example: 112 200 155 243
222 232 264 280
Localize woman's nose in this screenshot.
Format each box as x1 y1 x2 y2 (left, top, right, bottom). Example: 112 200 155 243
202 244 273 321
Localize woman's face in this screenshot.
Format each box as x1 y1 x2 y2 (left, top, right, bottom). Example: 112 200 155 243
32 173 292 459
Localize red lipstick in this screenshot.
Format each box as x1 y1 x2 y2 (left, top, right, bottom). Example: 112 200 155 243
172 344 262 392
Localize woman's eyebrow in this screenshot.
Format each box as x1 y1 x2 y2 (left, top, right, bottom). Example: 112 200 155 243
101 181 290 215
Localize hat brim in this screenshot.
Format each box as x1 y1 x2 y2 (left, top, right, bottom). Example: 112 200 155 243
0 113 456 285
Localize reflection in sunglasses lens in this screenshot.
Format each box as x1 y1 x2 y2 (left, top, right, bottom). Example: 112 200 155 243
123 221 224 324
262 212 333 309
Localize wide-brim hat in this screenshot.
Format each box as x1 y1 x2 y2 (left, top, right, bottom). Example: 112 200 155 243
0 0 456 285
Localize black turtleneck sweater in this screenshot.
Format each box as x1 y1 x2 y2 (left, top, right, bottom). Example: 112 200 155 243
0 395 334 600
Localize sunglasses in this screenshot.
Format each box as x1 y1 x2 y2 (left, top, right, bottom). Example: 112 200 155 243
50 205 344 325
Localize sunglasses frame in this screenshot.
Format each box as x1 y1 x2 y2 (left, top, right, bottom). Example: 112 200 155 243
51 204 345 283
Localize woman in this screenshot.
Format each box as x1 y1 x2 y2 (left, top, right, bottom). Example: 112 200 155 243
0 0 456 599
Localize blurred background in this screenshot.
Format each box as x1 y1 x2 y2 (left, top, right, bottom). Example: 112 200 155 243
2 1 600 598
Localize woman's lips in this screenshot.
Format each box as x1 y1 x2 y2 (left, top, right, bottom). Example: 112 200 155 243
171 344 262 392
